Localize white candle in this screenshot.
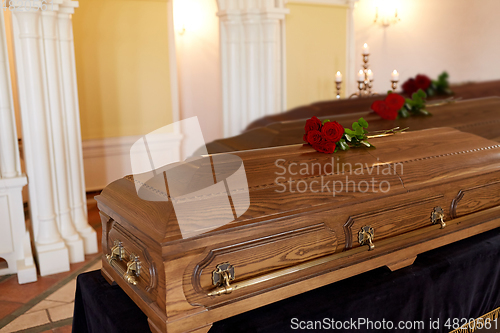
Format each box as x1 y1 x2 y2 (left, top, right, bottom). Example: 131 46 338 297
391 69 399 81
363 43 370 55
335 71 342 83
357 70 365 82
367 69 374 81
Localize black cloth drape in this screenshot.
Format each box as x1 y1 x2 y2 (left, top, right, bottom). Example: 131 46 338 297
73 228 500 333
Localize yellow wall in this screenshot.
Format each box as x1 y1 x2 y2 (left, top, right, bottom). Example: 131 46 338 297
73 0 174 140
285 2 347 109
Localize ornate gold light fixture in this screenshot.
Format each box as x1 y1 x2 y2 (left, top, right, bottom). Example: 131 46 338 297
374 0 400 27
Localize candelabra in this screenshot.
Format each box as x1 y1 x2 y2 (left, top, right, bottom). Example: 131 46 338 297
391 80 398 91
335 44 399 99
349 52 375 98
335 81 342 99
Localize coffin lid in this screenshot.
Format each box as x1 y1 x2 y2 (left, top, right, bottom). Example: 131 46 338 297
205 97 500 154
96 127 500 245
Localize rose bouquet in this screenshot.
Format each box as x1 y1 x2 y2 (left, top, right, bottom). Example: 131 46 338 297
371 89 429 120
303 117 373 154
402 71 452 97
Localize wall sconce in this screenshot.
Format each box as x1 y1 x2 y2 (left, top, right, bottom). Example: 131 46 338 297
374 0 400 27
173 0 203 35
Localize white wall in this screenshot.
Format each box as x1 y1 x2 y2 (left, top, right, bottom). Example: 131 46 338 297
174 0 223 156
354 0 500 93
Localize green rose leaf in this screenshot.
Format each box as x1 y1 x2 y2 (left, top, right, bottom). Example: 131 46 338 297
358 118 368 128
345 128 355 136
355 126 364 136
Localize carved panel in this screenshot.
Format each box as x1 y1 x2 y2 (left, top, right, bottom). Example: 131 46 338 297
343 195 444 249
451 181 500 219
107 221 158 294
193 223 337 291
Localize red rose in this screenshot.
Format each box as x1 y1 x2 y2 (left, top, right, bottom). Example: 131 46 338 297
402 78 418 95
313 138 336 154
371 100 398 120
385 93 405 111
415 74 431 91
304 116 322 134
306 130 322 145
321 121 344 143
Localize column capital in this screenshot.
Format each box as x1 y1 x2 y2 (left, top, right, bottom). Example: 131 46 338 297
12 10 41 39
217 0 289 20
58 0 78 14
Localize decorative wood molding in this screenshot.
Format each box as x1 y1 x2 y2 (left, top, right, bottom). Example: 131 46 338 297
450 180 500 219
450 190 465 219
112 221 158 294
191 223 337 298
343 195 444 249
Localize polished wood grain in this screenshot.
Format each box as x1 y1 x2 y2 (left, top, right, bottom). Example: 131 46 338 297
97 126 500 333
245 80 500 130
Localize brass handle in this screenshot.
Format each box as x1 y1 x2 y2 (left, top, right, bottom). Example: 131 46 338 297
358 226 375 250
106 240 142 286
431 207 446 229
208 263 235 296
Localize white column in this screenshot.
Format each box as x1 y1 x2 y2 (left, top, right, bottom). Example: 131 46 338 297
0 22 19 179
262 17 280 117
217 0 289 137
11 9 70 276
41 7 84 263
222 19 242 137
0 10 36 284
243 13 260 127
346 0 357 96
57 1 97 255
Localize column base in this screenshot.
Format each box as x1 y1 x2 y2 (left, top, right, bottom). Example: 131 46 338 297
64 234 85 263
0 176 38 284
16 258 37 284
78 226 98 254
36 241 70 276
0 252 18 276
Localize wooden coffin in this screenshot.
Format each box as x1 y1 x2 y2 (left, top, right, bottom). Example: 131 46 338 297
97 127 500 333
207 97 500 154
246 80 500 130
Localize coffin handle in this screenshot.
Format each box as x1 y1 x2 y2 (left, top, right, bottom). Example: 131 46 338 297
106 240 142 286
208 263 235 296
431 207 446 229
358 226 375 250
